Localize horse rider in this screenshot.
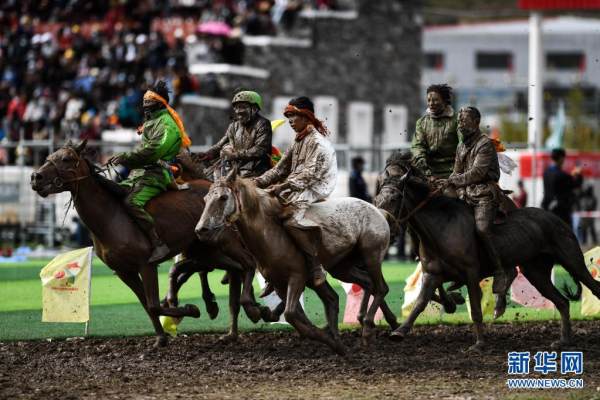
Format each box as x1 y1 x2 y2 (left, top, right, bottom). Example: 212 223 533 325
254 96 337 290
195 90 272 179
109 80 192 264
411 84 459 183
445 106 509 295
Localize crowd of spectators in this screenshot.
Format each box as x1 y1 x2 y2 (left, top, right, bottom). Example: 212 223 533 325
0 0 341 165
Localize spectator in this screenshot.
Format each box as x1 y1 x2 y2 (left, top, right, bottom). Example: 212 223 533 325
512 179 528 208
349 155 371 203
578 186 598 246
541 148 582 229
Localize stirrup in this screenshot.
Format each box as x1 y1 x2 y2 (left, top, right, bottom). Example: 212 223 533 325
148 243 170 264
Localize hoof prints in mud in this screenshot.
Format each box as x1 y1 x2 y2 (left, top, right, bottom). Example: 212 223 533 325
1 321 599 400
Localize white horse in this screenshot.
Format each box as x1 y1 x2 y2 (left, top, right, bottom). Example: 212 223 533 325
195 169 398 354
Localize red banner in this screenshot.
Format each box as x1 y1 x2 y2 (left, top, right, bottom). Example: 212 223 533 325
520 152 600 178
518 0 600 9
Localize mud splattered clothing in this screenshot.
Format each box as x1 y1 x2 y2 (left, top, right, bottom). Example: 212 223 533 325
255 127 337 221
206 114 272 178
411 106 459 179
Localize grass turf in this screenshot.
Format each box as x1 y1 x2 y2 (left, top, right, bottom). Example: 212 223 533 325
0 258 596 341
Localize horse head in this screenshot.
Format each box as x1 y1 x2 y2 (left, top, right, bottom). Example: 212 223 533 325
195 167 240 241
30 140 90 198
374 150 413 216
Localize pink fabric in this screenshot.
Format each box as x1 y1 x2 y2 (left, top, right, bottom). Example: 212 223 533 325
510 267 554 309
343 284 384 324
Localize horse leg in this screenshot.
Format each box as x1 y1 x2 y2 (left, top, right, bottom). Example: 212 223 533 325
283 276 345 355
308 280 340 341
221 270 241 342
466 276 486 352
165 258 198 307
116 270 168 347
199 270 219 319
239 266 263 323
390 272 441 341
494 266 517 319
331 262 399 330
362 255 390 344
139 264 201 347
521 262 572 348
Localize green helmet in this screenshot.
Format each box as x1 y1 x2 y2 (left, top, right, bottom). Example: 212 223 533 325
232 90 263 110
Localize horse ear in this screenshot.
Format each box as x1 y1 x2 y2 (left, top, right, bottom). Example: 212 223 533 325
398 170 410 185
75 139 88 154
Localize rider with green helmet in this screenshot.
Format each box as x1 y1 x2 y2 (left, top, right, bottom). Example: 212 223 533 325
197 89 272 178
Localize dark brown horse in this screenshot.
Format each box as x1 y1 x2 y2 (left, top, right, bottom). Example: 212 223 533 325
376 159 600 350
30 141 265 346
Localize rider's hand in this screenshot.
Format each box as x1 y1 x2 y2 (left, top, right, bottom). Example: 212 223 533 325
108 154 125 165
265 183 287 196
221 147 238 161
194 152 211 162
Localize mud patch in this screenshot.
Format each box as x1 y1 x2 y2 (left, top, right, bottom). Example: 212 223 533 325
1 321 599 399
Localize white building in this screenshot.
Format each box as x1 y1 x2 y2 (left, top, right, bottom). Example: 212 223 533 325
422 16 600 115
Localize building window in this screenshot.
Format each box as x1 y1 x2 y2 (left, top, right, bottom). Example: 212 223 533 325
476 52 513 70
546 52 585 71
424 52 444 70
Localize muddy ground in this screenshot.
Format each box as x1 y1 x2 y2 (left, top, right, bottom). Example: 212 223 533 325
1 321 599 400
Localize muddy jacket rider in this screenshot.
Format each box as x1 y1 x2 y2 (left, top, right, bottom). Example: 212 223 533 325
254 96 337 288
110 81 191 264
411 84 459 181
446 106 508 295
196 90 272 178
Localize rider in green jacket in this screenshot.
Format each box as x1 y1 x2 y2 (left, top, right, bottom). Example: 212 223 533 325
111 81 190 263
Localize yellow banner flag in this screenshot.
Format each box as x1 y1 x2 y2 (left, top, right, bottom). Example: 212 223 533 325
581 247 600 316
466 277 496 319
401 262 443 319
40 247 93 323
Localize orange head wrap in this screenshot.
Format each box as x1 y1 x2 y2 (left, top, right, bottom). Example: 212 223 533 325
144 90 192 148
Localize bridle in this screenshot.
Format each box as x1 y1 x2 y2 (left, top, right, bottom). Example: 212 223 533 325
381 166 443 230
45 148 90 190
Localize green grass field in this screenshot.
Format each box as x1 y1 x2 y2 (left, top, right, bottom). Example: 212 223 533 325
0 258 597 341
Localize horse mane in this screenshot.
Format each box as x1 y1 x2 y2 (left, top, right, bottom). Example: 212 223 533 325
234 177 282 217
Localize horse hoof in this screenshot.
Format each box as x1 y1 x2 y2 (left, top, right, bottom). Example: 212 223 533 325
185 304 201 318
467 342 485 354
245 306 261 324
333 342 347 356
551 340 570 350
389 327 407 342
206 302 219 320
357 315 365 327
493 306 506 320
448 291 465 305
219 333 238 343
443 302 457 314
154 335 168 348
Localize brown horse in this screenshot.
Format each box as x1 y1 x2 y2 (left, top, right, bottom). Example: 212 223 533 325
376 160 600 350
196 169 400 354
30 141 265 346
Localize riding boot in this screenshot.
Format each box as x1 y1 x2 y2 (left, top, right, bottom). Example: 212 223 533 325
475 204 507 295
148 228 171 264
124 203 171 264
482 233 508 295
283 218 327 287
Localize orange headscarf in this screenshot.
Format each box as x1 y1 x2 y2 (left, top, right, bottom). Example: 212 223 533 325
284 104 329 138
143 90 192 148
